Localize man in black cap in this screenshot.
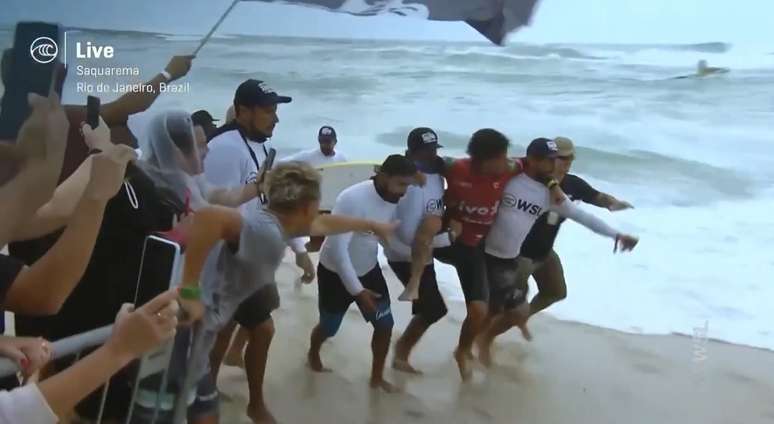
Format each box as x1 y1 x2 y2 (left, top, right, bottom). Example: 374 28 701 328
191 109 219 142
476 138 638 366
203 78 311 423
284 125 348 166
384 127 462 374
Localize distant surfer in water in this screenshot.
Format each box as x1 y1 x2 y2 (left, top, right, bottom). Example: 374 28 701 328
676 59 730 79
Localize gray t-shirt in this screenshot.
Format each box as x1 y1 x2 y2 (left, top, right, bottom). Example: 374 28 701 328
200 207 287 329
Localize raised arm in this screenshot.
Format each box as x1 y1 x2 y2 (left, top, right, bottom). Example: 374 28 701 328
100 56 193 126
180 206 243 289
3 143 136 315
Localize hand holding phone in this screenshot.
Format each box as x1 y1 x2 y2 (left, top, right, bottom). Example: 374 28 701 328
86 96 100 130
0 22 63 140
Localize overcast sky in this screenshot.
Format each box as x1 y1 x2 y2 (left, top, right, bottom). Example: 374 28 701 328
3 0 772 45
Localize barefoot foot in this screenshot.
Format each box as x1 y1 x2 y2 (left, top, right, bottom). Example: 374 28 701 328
454 349 473 381
370 377 400 393
398 288 419 301
392 358 423 375
308 349 332 373
247 403 277 424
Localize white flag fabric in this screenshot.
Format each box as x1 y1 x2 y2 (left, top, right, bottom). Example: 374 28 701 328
243 0 540 45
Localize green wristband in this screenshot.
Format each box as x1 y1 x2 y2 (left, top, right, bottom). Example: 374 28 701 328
179 286 201 300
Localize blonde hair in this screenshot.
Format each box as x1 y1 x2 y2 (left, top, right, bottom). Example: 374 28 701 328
265 161 321 213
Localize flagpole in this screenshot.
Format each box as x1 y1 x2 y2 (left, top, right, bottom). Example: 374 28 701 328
192 0 240 55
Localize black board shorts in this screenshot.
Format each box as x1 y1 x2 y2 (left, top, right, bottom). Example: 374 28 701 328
388 261 447 324
233 284 280 328
317 263 390 322
434 241 489 304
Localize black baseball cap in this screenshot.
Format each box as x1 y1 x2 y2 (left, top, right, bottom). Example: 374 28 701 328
191 110 218 127
407 127 443 152
318 126 337 140
234 79 292 108
526 137 559 158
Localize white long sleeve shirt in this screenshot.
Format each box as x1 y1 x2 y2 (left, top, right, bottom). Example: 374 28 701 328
204 125 307 252
383 173 451 263
319 180 397 295
485 173 620 259
0 384 57 424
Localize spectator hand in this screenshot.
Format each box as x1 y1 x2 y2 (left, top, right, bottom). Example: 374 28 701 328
83 142 137 201
80 116 112 151
0 336 51 378
105 289 179 363
165 55 195 81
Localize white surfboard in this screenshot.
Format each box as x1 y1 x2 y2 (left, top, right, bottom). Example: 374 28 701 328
317 161 380 211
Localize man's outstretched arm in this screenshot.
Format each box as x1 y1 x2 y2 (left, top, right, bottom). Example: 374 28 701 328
100 55 194 126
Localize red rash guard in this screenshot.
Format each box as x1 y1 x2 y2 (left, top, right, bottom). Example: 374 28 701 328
444 158 522 247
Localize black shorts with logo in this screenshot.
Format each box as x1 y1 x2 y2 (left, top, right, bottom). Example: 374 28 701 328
317 263 390 321
388 261 448 324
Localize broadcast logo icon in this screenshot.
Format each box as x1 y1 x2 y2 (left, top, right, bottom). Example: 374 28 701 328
30 37 58 64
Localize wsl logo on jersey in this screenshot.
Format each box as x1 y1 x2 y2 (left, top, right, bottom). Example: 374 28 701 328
502 194 543 216
425 198 442 213
30 37 59 64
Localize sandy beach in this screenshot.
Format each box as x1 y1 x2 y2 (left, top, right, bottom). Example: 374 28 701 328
215 253 774 424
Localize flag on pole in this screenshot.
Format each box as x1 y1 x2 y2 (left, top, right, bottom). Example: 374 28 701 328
243 0 540 45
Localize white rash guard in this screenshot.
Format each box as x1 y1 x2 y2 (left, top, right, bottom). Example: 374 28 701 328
383 173 452 263
204 124 308 253
282 148 347 167
319 180 397 295
486 173 620 259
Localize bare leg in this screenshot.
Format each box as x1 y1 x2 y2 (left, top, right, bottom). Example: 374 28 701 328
477 313 508 367
528 251 566 317
393 316 430 375
370 326 398 392
244 320 276 424
210 320 238 381
307 324 332 372
224 326 249 368
478 304 531 367
455 301 487 381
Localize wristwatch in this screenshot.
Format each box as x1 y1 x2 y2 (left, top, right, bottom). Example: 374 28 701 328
547 178 559 189
160 70 172 81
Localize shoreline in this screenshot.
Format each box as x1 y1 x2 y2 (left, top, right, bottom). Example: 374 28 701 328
216 253 774 424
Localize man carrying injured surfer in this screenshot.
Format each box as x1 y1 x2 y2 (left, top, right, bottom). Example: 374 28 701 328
477 137 638 366
426 129 565 380
383 128 462 375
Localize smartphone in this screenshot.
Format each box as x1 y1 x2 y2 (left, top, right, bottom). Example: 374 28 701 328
0 22 62 140
264 147 277 170
86 96 100 129
134 235 181 307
